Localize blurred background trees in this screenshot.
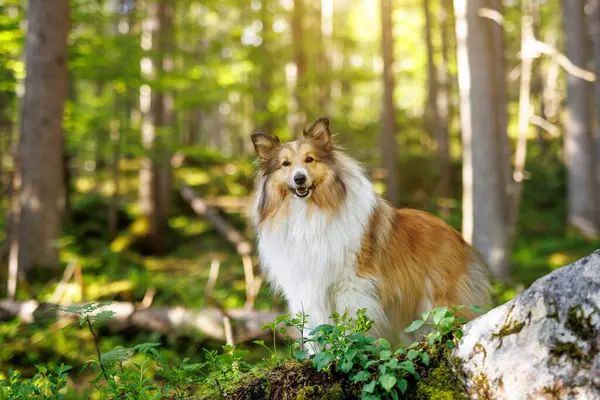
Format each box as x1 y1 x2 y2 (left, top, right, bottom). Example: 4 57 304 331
1 0 600 394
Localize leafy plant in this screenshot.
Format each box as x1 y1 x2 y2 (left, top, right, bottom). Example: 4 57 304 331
261 305 483 399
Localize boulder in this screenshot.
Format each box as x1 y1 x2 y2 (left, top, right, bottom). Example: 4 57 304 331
454 250 600 399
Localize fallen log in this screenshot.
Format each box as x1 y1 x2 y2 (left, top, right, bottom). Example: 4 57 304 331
0 300 285 344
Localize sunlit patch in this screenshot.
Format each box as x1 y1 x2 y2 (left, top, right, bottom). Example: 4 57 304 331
548 252 571 269
86 280 135 299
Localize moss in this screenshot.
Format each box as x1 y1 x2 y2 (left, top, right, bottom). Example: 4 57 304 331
470 372 493 400
550 340 588 364
296 383 344 400
546 299 559 321
565 306 595 341
226 359 359 399
549 306 598 369
411 345 468 400
491 318 526 349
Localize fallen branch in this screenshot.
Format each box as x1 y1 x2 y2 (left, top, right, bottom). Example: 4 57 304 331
180 186 252 256
180 185 261 310
0 300 285 344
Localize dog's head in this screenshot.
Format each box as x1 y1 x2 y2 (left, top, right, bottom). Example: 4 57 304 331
251 117 346 218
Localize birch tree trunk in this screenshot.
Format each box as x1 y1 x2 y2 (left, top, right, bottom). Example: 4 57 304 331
454 0 510 281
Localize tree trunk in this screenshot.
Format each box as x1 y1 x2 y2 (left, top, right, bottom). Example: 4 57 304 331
424 0 451 203
454 0 510 281
562 0 599 237
588 0 600 196
292 0 307 136
313 0 330 111
437 0 452 203
139 0 174 254
255 0 275 134
17 0 69 272
380 0 400 207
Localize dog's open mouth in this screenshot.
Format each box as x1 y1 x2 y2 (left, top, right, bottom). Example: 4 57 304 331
290 185 315 198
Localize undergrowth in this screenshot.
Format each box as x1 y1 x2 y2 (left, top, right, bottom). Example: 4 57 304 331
0 302 482 399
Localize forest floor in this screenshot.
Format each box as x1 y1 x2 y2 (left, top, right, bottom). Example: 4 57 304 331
1 150 599 398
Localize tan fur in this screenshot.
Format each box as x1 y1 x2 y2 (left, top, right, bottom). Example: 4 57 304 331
357 198 491 337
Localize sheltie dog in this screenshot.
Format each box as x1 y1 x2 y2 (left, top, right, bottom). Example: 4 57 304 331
250 117 491 347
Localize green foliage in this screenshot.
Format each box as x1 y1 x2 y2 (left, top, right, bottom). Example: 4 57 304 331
0 303 481 399
0 364 72 400
255 306 483 400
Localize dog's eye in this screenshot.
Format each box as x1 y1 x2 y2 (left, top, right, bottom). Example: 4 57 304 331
282 160 291 167
305 157 314 163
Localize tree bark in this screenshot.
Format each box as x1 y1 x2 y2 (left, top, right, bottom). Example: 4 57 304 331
139 0 174 254
455 0 510 281
380 0 400 207
292 0 308 136
313 0 330 111
437 0 452 202
17 0 69 272
588 0 600 197
424 0 451 203
562 0 599 237
255 0 275 134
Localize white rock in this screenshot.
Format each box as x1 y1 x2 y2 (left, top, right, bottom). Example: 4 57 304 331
454 250 600 400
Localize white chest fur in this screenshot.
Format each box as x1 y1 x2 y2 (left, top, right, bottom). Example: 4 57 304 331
253 158 387 333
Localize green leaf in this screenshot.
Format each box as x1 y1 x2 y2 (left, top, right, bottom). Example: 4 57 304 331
35 365 48 374
432 307 448 325
340 360 353 373
398 378 408 393
351 370 371 383
379 374 397 392
379 350 392 359
378 338 391 349
313 352 334 371
428 331 441 345
446 340 455 349
404 320 425 333
454 329 464 340
94 310 116 320
345 348 358 361
295 350 308 360
362 380 376 393
399 361 418 378
407 349 419 360
420 352 430 366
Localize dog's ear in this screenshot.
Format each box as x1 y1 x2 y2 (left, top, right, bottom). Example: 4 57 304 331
303 117 332 150
251 132 281 160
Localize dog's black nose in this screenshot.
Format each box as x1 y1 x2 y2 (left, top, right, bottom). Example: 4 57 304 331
294 173 307 185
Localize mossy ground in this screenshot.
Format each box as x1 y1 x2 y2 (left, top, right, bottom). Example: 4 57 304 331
217 345 468 400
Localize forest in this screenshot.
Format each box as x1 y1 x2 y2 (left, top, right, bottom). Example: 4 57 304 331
1 0 600 398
